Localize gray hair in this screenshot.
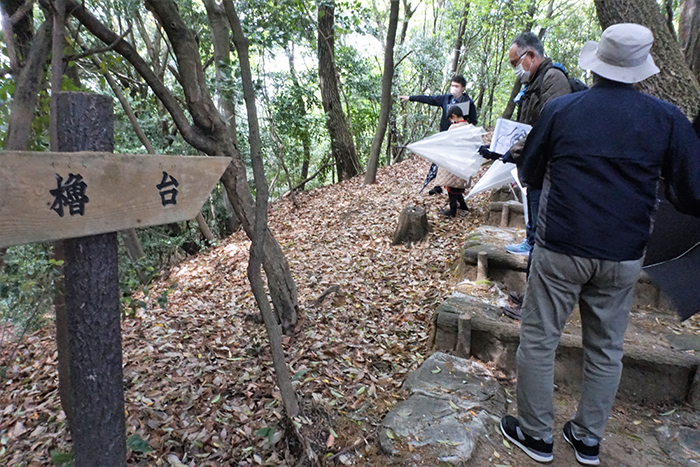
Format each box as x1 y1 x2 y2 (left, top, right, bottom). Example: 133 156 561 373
512 32 545 58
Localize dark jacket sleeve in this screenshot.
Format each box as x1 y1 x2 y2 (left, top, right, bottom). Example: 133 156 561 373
467 99 478 125
517 103 556 190
410 94 448 107
662 108 700 217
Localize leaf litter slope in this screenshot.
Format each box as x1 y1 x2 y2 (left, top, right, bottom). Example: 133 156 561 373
0 155 492 466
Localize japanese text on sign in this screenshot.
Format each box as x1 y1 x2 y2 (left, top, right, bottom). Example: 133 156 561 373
50 173 89 217
156 171 178 206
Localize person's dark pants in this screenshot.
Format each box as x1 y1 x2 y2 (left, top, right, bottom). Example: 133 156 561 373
447 190 468 216
525 188 542 277
526 188 541 247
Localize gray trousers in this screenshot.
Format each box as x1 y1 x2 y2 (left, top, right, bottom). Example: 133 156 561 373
516 245 643 442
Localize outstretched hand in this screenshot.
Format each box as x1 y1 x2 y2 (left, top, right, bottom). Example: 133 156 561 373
478 145 502 160
398 95 410 102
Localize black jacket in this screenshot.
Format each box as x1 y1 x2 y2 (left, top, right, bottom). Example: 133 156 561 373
520 79 700 261
409 93 477 131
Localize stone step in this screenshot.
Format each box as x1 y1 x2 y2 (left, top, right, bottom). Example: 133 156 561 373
459 226 675 315
483 200 526 229
431 293 700 408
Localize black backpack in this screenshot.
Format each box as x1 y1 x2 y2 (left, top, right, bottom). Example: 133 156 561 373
549 62 589 93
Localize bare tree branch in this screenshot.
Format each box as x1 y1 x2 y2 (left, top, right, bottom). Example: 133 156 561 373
9 0 35 25
64 0 218 154
285 160 332 194
64 26 131 62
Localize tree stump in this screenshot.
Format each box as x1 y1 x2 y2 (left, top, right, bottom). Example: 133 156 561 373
392 206 430 245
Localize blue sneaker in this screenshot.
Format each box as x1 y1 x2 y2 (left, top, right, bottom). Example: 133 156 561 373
505 239 532 256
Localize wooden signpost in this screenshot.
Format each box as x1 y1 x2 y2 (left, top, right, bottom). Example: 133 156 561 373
0 151 230 248
0 92 229 466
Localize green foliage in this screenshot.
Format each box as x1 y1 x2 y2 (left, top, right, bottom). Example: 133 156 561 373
50 449 73 466
127 433 153 453
255 426 277 444
0 245 62 337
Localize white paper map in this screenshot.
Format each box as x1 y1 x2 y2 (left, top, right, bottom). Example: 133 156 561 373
489 118 532 155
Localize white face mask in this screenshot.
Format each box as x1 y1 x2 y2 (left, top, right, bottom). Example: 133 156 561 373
450 83 464 98
513 54 531 83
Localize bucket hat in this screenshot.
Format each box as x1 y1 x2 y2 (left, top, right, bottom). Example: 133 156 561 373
579 23 659 83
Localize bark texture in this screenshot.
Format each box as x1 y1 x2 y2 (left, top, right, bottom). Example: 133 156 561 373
595 0 700 118
57 92 126 467
203 0 239 144
317 1 360 181
392 206 430 245
365 0 399 184
680 0 700 84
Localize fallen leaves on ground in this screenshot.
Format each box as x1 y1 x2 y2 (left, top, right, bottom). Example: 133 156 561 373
1 155 501 466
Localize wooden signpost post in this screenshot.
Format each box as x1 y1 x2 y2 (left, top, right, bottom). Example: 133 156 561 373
0 92 229 466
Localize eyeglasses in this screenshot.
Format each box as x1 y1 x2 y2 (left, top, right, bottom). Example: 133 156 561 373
510 52 528 68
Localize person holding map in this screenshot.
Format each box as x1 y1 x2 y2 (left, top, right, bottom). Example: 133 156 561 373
479 31 572 319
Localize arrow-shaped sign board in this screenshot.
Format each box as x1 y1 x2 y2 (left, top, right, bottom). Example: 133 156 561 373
0 151 231 248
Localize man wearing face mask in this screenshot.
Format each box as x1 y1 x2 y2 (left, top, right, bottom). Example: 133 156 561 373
400 75 478 197
479 32 572 319
399 75 478 131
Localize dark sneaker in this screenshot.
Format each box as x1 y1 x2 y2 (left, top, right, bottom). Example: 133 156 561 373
502 303 522 321
508 291 524 306
500 415 553 463
563 421 600 465
440 209 455 217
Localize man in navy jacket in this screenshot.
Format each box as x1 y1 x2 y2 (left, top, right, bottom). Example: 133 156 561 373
399 74 478 130
499 24 700 466
400 75 478 194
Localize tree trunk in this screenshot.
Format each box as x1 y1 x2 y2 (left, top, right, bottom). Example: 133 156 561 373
1 0 35 61
450 0 471 75
287 46 312 190
365 0 399 184
49 0 66 150
4 20 51 150
203 0 239 144
595 0 700 118
224 0 300 419
501 79 521 120
386 111 399 163
317 1 360 181
196 212 217 243
392 206 430 245
222 0 298 331
69 0 298 332
399 0 417 46
680 0 700 84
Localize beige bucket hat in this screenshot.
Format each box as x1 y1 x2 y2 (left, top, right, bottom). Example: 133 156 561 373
579 23 660 84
